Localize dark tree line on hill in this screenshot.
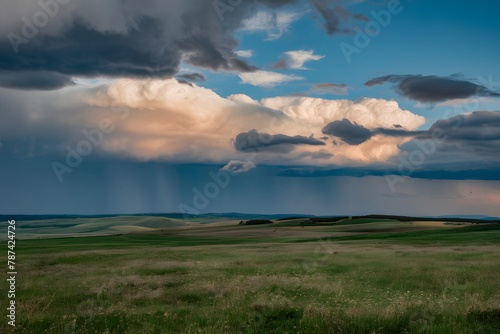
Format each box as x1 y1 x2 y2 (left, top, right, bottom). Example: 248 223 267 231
239 220 274 225
350 215 500 224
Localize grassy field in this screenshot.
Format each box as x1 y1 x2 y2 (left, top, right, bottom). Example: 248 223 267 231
6 215 240 239
1 218 500 333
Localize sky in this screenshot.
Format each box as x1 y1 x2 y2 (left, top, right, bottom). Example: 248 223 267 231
1 0 500 216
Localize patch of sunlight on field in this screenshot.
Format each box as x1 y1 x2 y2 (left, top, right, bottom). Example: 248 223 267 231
13 216 198 239
106 225 156 233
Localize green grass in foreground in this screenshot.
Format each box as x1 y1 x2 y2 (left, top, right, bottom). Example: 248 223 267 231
1 223 499 333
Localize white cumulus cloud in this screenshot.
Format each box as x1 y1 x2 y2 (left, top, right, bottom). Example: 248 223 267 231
239 71 303 87
235 50 254 58
284 50 325 69
241 10 302 40
0 78 426 166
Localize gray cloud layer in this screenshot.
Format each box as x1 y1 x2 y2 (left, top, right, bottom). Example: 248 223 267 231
322 111 500 161
425 110 500 153
322 118 373 145
0 0 368 91
321 111 500 176
283 111 500 179
365 75 500 103
235 129 325 153
278 166 500 180
0 0 301 90
322 118 420 145
176 72 206 82
0 70 74 90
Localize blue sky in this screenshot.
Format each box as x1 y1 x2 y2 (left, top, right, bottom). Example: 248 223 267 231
1 0 500 215
203 0 500 125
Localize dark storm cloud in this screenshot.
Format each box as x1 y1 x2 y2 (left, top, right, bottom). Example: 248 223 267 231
0 19 179 80
365 75 500 103
321 119 423 146
311 0 368 35
0 0 374 90
176 79 194 87
0 0 299 90
381 110 500 159
322 119 373 145
423 110 500 153
235 129 325 153
321 111 500 148
283 110 500 177
334 111 500 148
0 71 74 90
176 72 206 82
